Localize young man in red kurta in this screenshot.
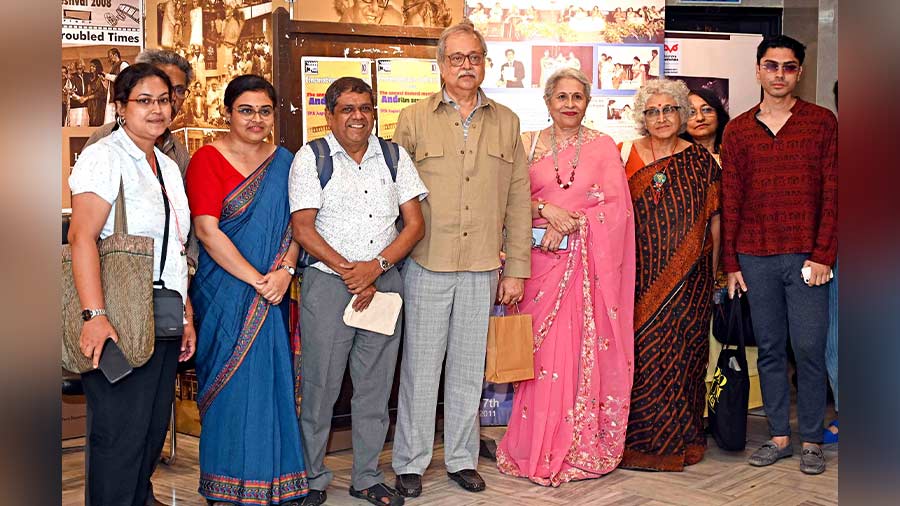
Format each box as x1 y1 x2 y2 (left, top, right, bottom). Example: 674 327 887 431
720 35 837 476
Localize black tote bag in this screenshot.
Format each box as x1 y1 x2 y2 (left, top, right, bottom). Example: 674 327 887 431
712 288 757 347
707 292 751 451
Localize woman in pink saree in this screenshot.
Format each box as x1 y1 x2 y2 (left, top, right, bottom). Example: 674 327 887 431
496 68 636 486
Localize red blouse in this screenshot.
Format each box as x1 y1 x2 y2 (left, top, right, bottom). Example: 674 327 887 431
185 145 248 219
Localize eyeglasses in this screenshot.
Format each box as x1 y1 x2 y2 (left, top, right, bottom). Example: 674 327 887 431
173 85 191 98
642 105 680 120
759 61 800 74
235 105 274 118
689 106 716 117
446 52 485 67
127 96 172 107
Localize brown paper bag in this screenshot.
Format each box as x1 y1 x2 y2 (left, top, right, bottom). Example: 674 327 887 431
485 311 535 383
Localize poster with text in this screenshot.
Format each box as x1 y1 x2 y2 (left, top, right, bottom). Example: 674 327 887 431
375 59 442 139
62 0 144 47
301 57 373 143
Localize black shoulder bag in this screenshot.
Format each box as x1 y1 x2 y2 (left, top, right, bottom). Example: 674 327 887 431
153 155 185 339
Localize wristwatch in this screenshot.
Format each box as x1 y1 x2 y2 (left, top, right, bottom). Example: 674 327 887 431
279 263 296 276
537 201 546 217
81 308 107 322
375 255 393 272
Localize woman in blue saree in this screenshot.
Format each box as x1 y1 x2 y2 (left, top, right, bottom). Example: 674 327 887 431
186 75 308 505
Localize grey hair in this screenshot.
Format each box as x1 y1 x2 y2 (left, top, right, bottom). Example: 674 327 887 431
631 78 691 136
543 67 591 102
136 48 194 84
437 20 487 63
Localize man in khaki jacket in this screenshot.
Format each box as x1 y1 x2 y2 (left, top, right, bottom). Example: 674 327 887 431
390 21 531 497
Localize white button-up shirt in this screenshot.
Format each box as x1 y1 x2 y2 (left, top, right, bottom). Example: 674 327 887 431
69 127 190 304
288 133 428 275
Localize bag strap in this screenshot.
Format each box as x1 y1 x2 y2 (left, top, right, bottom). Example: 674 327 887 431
153 153 171 288
619 140 633 166
113 176 128 235
377 137 399 182
725 293 747 354
527 131 539 162
309 137 333 188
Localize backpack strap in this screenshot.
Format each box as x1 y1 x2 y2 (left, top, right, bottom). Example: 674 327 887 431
308 137 333 188
377 137 400 182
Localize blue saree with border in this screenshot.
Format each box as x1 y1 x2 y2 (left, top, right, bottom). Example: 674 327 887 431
191 147 308 505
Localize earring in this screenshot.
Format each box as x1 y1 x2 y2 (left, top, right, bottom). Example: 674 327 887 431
116 115 125 127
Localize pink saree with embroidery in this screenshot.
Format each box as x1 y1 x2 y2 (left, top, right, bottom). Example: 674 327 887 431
496 128 636 486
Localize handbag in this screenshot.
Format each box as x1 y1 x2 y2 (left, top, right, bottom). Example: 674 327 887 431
152 160 185 339
707 292 751 451
62 177 156 373
712 287 757 347
484 305 535 384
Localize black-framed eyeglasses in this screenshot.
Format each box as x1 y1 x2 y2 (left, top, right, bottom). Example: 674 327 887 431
689 106 716 117
642 105 680 119
127 96 172 107
760 61 800 74
235 106 274 118
446 52 485 67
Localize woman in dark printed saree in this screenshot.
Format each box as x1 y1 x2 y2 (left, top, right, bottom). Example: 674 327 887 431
618 78 721 471
186 75 308 505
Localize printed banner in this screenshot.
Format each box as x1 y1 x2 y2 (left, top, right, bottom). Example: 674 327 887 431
664 39 683 75
62 0 143 47
301 57 372 144
480 381 514 427
375 59 441 140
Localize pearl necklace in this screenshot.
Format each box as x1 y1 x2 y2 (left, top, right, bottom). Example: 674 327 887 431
550 125 582 190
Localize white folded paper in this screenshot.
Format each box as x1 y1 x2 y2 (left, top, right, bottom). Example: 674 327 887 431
342 291 403 335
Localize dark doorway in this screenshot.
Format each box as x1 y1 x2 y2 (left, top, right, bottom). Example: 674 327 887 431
665 6 783 37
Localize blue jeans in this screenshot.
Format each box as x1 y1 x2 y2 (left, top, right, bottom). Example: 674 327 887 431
739 253 829 443
826 260 838 412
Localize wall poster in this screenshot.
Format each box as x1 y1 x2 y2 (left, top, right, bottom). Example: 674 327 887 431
301 57 373 143
375 58 442 140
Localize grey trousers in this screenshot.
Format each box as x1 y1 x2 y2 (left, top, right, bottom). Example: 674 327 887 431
739 253 829 443
299 266 403 491
391 259 498 475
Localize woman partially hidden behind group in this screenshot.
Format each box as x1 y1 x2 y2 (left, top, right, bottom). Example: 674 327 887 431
186 75 309 505
497 68 636 486
619 78 721 471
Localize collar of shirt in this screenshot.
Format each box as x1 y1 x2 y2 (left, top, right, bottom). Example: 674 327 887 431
439 87 491 112
324 132 385 166
112 126 167 166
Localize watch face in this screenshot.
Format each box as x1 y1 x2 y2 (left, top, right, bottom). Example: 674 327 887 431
81 309 92 321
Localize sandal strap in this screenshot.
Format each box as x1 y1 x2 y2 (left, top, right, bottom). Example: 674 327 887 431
364 482 399 500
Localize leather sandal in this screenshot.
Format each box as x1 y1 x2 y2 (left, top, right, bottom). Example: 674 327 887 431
349 483 405 506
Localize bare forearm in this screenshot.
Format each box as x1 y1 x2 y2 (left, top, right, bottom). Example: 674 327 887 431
379 222 423 266
291 221 350 274
70 238 106 309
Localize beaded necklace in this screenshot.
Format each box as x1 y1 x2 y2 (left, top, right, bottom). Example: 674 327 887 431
550 125 582 190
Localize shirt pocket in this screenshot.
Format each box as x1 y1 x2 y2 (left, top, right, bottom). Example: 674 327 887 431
370 179 401 218
486 136 514 190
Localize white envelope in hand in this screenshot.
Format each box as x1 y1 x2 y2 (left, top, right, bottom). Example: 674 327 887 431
342 291 403 335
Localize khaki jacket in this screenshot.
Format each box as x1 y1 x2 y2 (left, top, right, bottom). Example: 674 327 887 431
393 90 531 278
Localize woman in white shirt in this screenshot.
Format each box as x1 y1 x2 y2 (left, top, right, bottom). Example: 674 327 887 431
68 63 195 506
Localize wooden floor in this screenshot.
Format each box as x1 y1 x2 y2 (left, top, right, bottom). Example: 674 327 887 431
62 409 838 506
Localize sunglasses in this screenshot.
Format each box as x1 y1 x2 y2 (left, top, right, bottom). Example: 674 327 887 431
760 61 800 74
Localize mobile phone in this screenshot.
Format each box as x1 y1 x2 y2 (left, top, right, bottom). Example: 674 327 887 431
98 337 133 384
800 266 834 284
531 227 568 250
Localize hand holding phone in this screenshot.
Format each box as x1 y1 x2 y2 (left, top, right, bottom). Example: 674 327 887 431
98 337 133 384
800 266 834 285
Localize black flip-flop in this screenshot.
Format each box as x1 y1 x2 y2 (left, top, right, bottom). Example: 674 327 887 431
349 483 405 506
